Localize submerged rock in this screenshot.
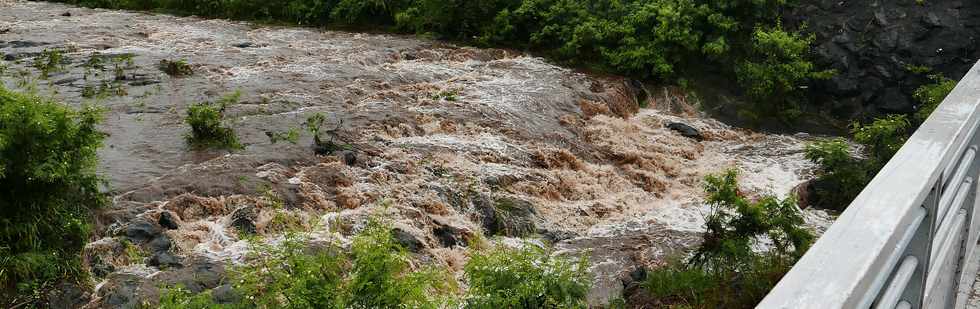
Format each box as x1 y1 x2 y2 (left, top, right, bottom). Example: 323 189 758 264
158 211 179 230
228 205 257 235
473 195 537 237
666 122 703 141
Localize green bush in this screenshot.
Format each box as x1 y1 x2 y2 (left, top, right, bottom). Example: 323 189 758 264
913 74 957 123
805 115 910 210
156 222 591 308
736 26 834 121
803 138 868 210
159 59 194 77
0 85 106 303
157 221 454 308
464 244 591 308
642 169 812 308
691 169 812 268
185 91 241 149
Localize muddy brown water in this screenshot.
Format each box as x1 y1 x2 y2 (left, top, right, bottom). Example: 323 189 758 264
1 1 834 307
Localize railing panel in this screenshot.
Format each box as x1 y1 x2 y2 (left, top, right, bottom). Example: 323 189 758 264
759 61 980 309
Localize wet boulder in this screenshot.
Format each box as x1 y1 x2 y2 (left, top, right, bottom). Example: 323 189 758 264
158 211 180 230
473 195 537 237
47 282 91 309
666 122 703 141
392 227 426 253
121 218 162 244
228 205 257 235
148 251 182 269
431 219 471 248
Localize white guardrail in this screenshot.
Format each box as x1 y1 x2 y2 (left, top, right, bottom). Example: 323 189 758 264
759 61 980 309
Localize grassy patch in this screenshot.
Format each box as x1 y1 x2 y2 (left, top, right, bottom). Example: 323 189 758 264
185 91 242 149
159 59 193 77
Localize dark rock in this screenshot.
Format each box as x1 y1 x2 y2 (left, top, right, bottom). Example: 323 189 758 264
341 150 357 166
785 1 980 122
233 42 255 48
53 77 81 85
121 218 162 243
0 40 47 49
391 228 425 252
61 11 71 17
148 252 182 269
147 235 173 253
432 221 468 248
922 12 943 28
666 122 703 141
98 273 143 308
473 195 537 237
539 228 578 244
47 282 90 309
876 87 914 113
158 211 179 230
212 284 240 304
229 205 257 235
89 254 115 278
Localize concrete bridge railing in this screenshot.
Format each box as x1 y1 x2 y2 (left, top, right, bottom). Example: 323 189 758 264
759 61 980 309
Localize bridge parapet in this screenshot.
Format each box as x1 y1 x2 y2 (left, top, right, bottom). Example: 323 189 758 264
760 61 980 309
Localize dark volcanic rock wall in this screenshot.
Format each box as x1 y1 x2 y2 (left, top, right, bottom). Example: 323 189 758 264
789 0 980 118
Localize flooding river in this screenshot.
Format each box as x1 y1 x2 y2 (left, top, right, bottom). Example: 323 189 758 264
0 1 833 307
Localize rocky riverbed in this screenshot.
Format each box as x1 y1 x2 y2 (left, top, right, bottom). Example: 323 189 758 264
0 1 833 307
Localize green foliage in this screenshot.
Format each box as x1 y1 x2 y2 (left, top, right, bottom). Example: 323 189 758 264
642 169 812 308
803 139 868 210
805 115 910 210
157 221 454 308
692 169 812 268
32 49 66 79
913 74 957 123
736 25 834 121
156 221 591 308
54 0 824 122
185 91 241 149
644 255 793 308
266 127 300 144
159 59 194 77
464 244 591 308
851 115 909 170
0 85 106 302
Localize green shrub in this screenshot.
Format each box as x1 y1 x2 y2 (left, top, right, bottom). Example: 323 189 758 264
155 221 591 308
736 25 834 122
850 115 910 170
464 244 591 308
803 139 868 210
0 85 106 303
185 91 241 149
157 221 454 308
32 49 66 79
805 115 910 210
691 169 812 268
159 59 194 77
642 169 812 308
913 74 957 123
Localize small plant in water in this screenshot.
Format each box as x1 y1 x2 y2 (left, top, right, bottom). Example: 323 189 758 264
265 127 300 144
305 113 349 155
159 59 193 77
185 91 241 149
32 49 65 79
431 88 460 101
